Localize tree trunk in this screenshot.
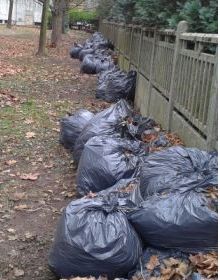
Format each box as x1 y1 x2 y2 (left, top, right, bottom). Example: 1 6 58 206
62 0 69 34
37 0 49 56
7 0 14 29
51 0 63 47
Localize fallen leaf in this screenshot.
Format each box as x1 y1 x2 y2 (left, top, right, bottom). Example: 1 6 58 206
44 163 53 168
25 132 36 139
24 119 34 124
14 268 24 277
20 173 39 181
52 128 60 132
8 235 18 241
7 228 16 234
10 192 26 201
24 231 35 240
14 204 29 211
146 255 160 271
5 160 17 166
64 192 75 198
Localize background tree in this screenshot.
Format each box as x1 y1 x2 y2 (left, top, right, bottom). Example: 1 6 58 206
50 0 85 47
96 0 115 20
37 0 50 55
7 0 14 28
96 0 217 33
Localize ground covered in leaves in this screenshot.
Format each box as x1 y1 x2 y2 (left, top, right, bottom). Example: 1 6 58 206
0 26 107 280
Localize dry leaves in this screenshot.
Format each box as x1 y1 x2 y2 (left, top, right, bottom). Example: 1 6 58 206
160 258 190 280
0 89 20 108
164 133 184 146
0 61 23 78
189 252 218 278
20 173 39 181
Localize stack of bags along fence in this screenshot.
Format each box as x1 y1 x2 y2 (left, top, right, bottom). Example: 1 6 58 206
70 32 115 74
70 32 137 102
49 99 218 280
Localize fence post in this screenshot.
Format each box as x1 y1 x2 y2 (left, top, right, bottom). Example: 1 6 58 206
146 29 157 115
128 25 134 70
137 27 143 71
206 49 218 151
167 21 189 131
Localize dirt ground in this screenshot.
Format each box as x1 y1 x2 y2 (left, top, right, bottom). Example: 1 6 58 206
0 26 108 280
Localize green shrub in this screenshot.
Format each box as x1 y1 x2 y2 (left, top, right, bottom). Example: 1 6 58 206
97 0 217 33
69 9 97 25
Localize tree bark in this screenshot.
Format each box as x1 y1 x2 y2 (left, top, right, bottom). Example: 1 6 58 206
62 0 69 34
51 0 64 47
7 0 14 28
37 0 50 56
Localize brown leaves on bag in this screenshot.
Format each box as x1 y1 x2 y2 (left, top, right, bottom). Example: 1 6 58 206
146 255 160 271
189 252 218 279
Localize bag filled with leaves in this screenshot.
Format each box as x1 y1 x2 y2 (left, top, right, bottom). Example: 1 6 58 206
140 146 218 198
80 54 114 74
76 135 146 195
59 109 94 150
73 99 132 163
79 48 95 61
96 69 137 102
128 185 218 252
48 194 142 279
70 43 83 59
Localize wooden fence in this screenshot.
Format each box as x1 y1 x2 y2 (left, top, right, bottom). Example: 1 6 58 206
99 20 218 150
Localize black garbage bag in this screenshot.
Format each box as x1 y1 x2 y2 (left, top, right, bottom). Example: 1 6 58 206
95 57 115 74
48 194 142 279
73 99 132 163
140 146 218 198
128 185 218 252
96 70 137 102
81 54 114 74
129 247 190 279
70 43 83 59
98 66 120 86
79 48 95 61
80 54 97 74
59 109 94 150
76 135 146 195
96 67 121 98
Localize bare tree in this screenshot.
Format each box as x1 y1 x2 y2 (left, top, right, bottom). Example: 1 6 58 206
50 0 64 47
51 0 85 47
7 0 14 28
37 0 50 56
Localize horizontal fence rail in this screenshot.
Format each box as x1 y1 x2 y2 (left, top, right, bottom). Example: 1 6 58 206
99 20 218 150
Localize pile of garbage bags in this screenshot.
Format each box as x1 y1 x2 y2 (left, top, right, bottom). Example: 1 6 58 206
50 98 218 279
70 32 137 103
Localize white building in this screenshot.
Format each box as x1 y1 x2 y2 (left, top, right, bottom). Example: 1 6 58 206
0 0 42 25
84 0 98 10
